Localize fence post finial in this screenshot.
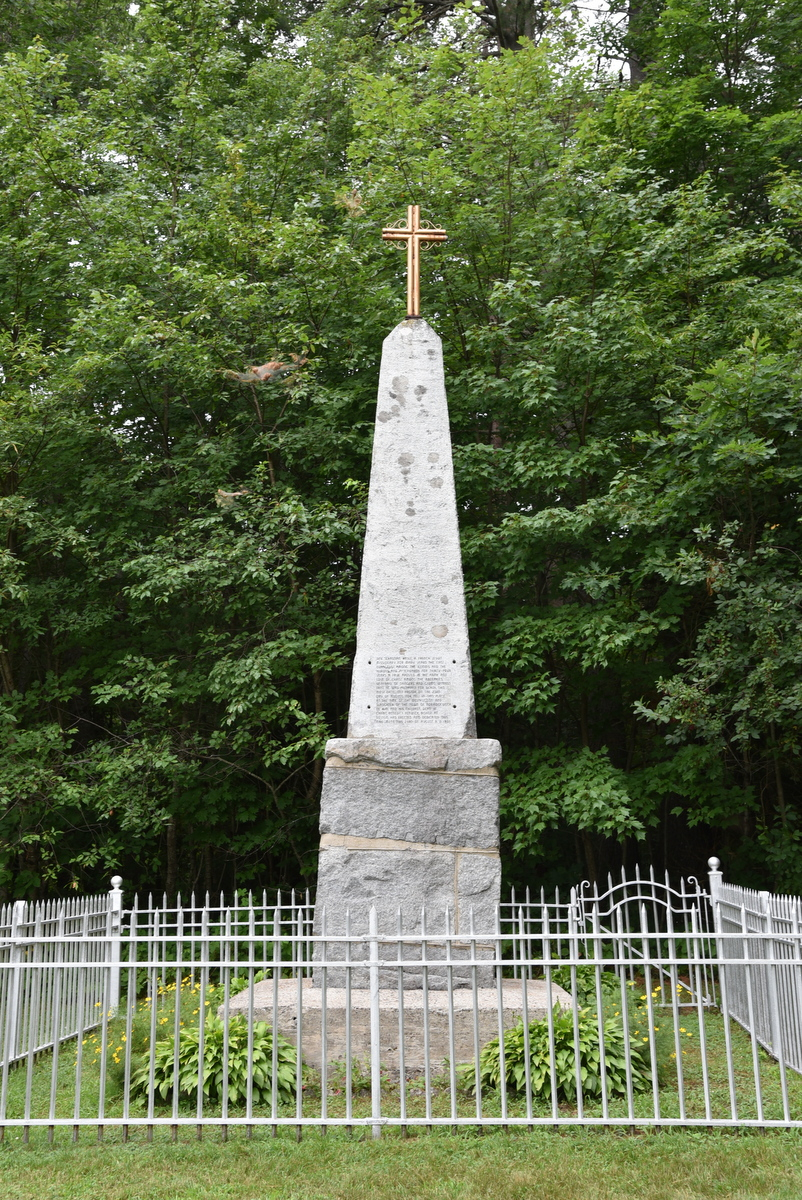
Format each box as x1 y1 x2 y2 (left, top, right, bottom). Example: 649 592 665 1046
108 876 123 1014
707 857 722 935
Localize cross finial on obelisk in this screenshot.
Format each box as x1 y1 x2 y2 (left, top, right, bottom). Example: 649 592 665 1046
382 204 447 318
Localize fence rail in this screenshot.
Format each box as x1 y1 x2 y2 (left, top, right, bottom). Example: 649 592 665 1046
1 866 802 1136
0 882 122 1070
709 859 802 1078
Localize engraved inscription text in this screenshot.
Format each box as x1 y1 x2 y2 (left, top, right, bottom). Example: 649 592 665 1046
375 656 451 725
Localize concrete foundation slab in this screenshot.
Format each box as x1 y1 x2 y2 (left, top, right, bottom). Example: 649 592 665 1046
223 977 571 1074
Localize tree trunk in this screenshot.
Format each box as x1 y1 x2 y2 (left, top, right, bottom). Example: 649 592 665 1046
166 815 179 901
626 1 647 84
306 669 325 802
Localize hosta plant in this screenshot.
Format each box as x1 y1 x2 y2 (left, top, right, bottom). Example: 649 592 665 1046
228 969 270 998
131 1015 297 1106
471 1006 653 1103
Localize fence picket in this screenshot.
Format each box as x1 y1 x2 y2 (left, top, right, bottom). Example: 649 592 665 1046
1 867 802 1131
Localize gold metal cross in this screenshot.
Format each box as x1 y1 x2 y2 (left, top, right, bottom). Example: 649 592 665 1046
382 205 447 318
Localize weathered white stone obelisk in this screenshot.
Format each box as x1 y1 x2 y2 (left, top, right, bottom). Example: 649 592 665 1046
314 315 501 949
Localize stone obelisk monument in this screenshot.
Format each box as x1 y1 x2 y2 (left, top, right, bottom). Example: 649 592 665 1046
315 206 502 944
225 214 566 1052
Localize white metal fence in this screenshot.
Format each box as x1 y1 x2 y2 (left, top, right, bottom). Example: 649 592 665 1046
709 858 802 1081
1 866 802 1137
0 881 123 1068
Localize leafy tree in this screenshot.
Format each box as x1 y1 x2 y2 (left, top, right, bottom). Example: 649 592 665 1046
1 0 801 899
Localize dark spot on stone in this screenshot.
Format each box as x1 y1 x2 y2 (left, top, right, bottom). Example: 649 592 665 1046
398 453 414 467
431 624 448 638
414 385 427 397
429 478 443 488
405 507 416 516
391 375 409 405
428 453 439 462
441 596 449 605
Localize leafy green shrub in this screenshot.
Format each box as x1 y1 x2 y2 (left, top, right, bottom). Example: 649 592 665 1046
470 1006 653 1103
131 1015 297 1106
550 964 621 1007
228 969 270 998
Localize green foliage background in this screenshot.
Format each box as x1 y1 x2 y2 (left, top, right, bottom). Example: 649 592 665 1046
1 0 801 899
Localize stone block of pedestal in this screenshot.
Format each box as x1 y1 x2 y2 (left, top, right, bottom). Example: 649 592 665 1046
223 978 572 1075
313 737 501 986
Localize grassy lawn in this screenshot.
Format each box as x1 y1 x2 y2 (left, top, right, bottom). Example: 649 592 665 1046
4 975 802 1198
2 1127 802 1200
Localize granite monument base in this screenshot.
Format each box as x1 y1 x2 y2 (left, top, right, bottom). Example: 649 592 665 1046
313 737 501 987
223 977 571 1075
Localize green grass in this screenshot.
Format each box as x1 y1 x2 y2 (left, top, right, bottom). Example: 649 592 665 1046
4 976 802 1198
2 1127 802 1200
